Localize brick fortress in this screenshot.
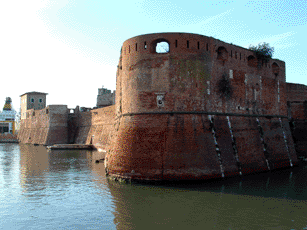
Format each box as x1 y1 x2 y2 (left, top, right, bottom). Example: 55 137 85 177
18 32 307 181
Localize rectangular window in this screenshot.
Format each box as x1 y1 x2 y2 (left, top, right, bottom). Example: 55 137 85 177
229 69 233 79
31 98 34 103
207 81 210 95
39 99 42 103
175 40 178 48
3 126 8 133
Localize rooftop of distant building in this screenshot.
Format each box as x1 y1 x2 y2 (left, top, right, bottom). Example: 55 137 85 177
20 92 48 97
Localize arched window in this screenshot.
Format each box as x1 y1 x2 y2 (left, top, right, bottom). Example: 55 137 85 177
152 39 170 53
247 55 257 68
156 41 169 53
217 46 228 61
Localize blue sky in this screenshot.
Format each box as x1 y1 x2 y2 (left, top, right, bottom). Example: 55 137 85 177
1 0 306 112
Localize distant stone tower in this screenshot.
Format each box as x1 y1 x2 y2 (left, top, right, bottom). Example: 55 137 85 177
96 86 115 108
20 92 48 120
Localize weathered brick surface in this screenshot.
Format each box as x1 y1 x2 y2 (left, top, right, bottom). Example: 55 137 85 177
105 32 297 180
213 116 239 177
72 106 115 150
286 83 307 158
281 118 298 165
259 118 291 169
163 114 221 180
18 32 304 181
18 106 68 145
230 116 268 174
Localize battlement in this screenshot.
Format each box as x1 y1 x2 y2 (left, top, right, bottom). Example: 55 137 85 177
116 32 287 120
121 32 284 80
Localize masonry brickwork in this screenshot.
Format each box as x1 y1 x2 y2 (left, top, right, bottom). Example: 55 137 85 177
17 32 307 181
18 105 68 145
286 83 307 158
105 32 300 181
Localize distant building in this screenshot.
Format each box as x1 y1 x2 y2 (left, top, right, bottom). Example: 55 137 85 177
96 86 115 108
0 97 17 134
20 92 47 120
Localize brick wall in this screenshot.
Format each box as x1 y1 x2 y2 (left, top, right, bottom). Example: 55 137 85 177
72 105 115 152
18 105 68 145
105 32 297 181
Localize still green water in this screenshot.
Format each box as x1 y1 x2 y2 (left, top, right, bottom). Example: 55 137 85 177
1 143 307 230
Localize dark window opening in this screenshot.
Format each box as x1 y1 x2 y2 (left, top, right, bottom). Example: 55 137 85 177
31 98 34 103
46 109 49 114
206 43 208 51
217 46 229 62
175 40 178 48
136 43 137 51
187 40 189 48
231 50 232 57
247 55 257 68
144 42 147 49
272 62 280 77
240 53 241 60
3 126 8 133
197 42 200 49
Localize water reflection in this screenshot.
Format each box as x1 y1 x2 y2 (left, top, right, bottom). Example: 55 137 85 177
19 144 49 197
107 166 307 230
0 143 20 186
1 144 307 229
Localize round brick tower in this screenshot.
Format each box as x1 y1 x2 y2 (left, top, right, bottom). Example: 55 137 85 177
105 32 297 181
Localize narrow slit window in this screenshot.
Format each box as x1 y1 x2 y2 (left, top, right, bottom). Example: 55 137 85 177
240 53 241 60
136 43 137 51
144 42 147 49
187 40 189 48
231 50 232 57
129 45 130 53
197 41 200 49
175 40 178 48
206 43 208 51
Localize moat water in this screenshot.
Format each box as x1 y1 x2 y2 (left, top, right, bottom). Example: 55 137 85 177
1 143 307 230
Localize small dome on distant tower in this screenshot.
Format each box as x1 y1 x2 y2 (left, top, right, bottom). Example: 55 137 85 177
3 97 12 111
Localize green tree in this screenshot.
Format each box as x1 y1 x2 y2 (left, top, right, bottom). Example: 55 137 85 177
248 42 274 66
